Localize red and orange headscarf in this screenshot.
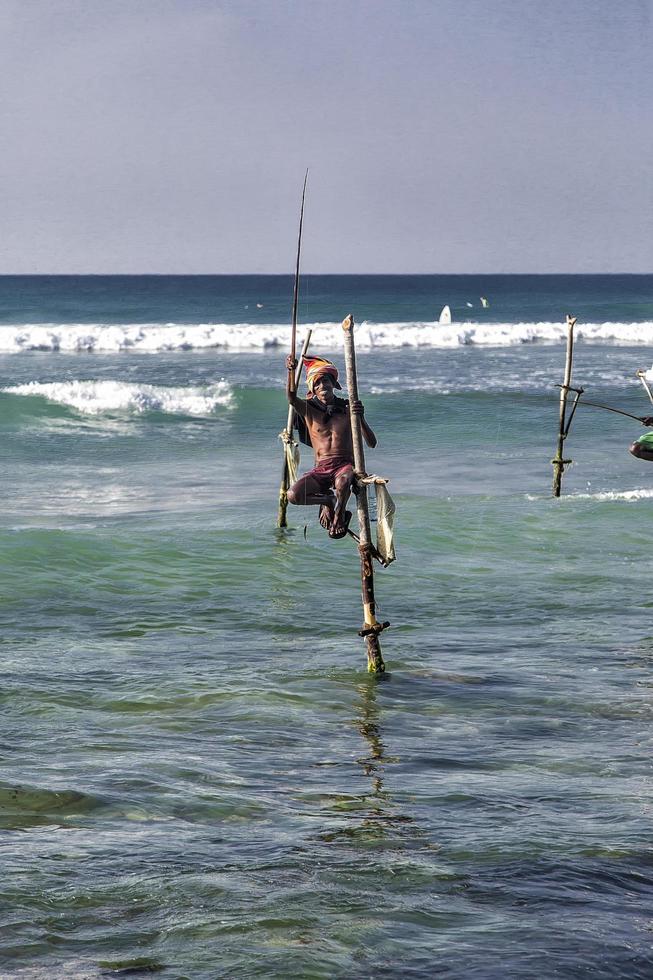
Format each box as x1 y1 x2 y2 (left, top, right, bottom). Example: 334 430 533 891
302 355 342 395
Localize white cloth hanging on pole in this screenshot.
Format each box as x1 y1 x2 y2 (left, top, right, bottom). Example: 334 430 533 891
359 475 396 565
279 429 300 486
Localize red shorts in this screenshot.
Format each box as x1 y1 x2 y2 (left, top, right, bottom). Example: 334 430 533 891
292 456 354 499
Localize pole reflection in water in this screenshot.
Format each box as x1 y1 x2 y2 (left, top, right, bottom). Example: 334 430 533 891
319 677 413 844
271 527 301 615
354 677 413 837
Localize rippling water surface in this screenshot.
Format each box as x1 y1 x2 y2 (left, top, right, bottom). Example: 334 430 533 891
2 276 653 978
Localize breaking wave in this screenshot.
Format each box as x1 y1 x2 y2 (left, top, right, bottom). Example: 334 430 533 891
571 488 653 502
3 319 653 352
2 379 233 415
527 488 653 502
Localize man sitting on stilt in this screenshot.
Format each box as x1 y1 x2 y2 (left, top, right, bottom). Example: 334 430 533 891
285 353 377 539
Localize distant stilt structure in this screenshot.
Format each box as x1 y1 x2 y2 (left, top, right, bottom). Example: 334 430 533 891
342 314 389 673
552 315 577 497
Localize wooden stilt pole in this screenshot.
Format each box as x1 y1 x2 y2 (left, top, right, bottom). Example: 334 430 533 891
636 369 653 406
552 314 577 497
341 314 388 674
278 330 312 527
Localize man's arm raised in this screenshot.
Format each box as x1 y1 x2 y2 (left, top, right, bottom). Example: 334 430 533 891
286 355 307 417
351 400 377 448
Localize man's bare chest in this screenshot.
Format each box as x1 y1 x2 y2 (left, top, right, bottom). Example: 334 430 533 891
305 401 351 442
309 412 350 436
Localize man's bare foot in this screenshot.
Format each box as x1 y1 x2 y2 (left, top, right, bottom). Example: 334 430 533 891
319 504 334 530
329 510 352 539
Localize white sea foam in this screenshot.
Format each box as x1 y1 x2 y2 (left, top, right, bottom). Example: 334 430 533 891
572 488 653 502
525 488 653 503
2 319 653 352
3 379 233 415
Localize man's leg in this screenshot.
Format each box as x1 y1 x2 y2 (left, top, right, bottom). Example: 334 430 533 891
329 465 355 538
630 441 653 461
287 473 335 528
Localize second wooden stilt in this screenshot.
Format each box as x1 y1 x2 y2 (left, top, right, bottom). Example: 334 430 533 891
552 314 576 497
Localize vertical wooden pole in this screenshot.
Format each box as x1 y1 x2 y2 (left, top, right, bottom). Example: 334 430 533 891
636 369 653 406
552 314 576 497
278 330 312 528
342 314 386 674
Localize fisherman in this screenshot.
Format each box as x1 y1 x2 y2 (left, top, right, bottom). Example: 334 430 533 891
629 417 653 461
285 353 377 538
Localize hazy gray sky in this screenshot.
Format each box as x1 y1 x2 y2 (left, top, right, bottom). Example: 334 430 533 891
0 0 651 273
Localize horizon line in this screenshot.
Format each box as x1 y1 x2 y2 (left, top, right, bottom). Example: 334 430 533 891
0 271 650 278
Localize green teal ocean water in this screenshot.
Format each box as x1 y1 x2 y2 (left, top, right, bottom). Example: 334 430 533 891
2 276 653 978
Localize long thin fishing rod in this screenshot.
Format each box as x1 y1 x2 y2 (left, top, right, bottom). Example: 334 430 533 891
289 170 309 384
277 171 309 529
581 400 648 424
556 385 648 424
